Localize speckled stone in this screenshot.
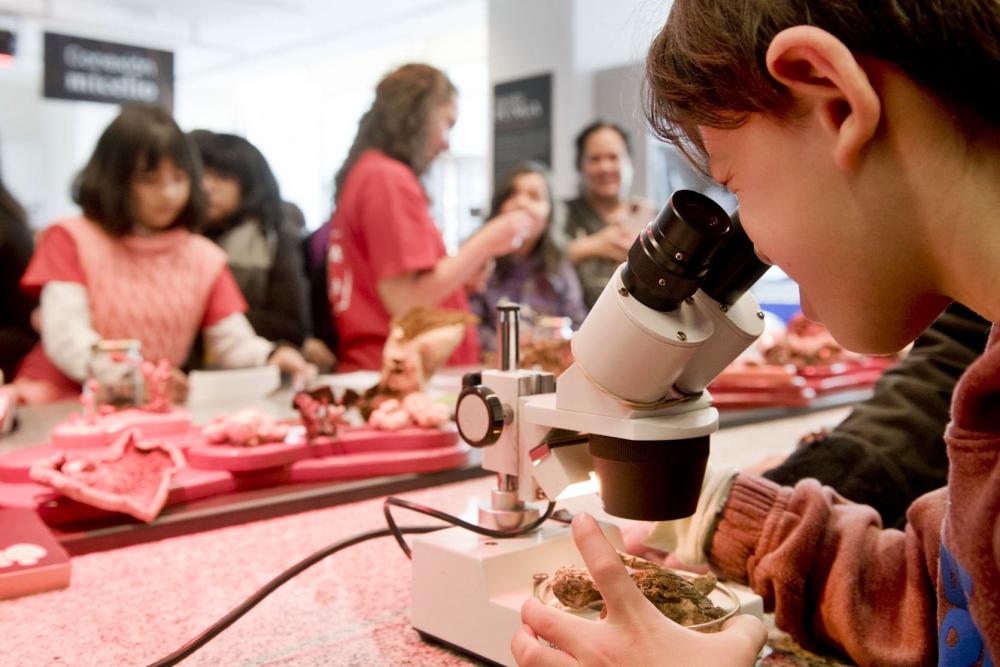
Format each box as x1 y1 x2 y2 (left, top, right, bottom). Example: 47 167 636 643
0 477 495 666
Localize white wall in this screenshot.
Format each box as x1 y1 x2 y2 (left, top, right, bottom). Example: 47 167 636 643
0 19 120 227
487 0 670 199
176 1 489 234
4 0 674 230
0 0 488 235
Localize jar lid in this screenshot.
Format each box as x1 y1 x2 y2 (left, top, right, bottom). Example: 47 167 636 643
91 339 142 354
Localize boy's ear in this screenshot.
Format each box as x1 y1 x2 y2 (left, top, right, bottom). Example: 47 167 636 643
766 26 881 171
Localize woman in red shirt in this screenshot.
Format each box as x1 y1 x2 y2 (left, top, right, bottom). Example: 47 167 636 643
327 63 533 371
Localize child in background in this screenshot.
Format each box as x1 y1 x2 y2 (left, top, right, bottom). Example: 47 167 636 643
13 106 310 405
188 130 335 371
513 0 999 665
0 152 37 381
469 162 586 351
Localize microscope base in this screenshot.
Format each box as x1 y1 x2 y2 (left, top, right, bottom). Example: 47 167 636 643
410 521 617 666
409 519 764 666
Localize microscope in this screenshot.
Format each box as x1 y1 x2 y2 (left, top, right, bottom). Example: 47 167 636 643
410 190 769 665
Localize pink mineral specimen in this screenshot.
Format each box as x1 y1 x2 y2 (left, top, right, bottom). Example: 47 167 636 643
401 392 450 428
367 399 413 431
28 431 185 523
202 408 290 446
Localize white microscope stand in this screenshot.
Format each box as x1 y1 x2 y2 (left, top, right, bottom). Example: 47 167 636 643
410 496 763 666
410 515 619 665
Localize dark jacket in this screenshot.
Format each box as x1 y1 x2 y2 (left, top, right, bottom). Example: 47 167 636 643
302 221 338 352
763 302 991 527
0 206 38 380
209 217 311 347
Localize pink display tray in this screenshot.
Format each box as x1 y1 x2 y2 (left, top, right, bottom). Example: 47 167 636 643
290 443 469 482
184 424 460 472
710 358 892 409
50 408 196 449
0 445 78 483
185 439 313 472
0 467 234 525
0 421 465 526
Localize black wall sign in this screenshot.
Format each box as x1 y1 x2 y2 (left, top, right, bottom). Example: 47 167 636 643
493 73 552 185
43 32 173 109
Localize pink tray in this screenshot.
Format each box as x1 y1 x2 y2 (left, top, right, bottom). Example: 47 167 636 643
0 422 466 526
185 440 313 472
184 424 460 472
0 445 77 483
290 443 469 482
50 408 196 449
0 467 234 525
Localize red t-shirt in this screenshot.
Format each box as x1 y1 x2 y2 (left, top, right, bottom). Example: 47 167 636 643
327 150 479 371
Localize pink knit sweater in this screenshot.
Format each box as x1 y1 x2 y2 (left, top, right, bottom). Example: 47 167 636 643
57 217 226 367
710 326 999 665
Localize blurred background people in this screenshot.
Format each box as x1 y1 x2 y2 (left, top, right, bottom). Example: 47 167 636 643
469 161 586 352
301 219 339 373
12 106 309 404
0 150 38 382
189 131 317 355
326 63 533 371
559 121 657 309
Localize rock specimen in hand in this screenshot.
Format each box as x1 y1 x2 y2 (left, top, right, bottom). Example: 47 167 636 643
629 568 727 625
547 552 727 626
550 565 603 610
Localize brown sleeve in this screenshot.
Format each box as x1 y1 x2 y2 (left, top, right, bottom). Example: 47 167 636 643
710 475 945 666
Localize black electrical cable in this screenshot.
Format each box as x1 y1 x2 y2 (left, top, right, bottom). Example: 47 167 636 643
148 525 439 667
149 496 556 665
383 495 557 559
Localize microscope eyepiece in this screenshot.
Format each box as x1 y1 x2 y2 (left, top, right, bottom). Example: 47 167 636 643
621 190 732 312
699 210 771 306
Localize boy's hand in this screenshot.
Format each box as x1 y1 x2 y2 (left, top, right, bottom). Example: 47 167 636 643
512 513 766 666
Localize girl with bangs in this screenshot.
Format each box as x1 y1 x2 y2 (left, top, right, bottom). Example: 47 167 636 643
13 105 309 404
469 161 586 353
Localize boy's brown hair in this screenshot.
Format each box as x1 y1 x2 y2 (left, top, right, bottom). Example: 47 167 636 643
645 0 1000 165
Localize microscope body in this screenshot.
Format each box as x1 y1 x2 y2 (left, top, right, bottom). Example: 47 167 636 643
411 191 769 665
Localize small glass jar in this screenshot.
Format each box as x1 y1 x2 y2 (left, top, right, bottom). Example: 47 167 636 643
88 340 144 407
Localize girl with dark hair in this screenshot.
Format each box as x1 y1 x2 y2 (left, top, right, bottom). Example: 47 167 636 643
0 156 37 381
560 120 657 309
189 131 317 358
327 63 533 371
514 1 1000 665
12 106 310 404
468 161 586 352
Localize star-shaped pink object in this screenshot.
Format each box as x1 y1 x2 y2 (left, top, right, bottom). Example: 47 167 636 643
29 431 185 523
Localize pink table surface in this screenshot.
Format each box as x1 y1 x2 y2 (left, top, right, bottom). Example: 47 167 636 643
1 404 859 667
1 476 492 666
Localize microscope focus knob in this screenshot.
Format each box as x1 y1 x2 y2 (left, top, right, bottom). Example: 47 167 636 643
455 385 504 447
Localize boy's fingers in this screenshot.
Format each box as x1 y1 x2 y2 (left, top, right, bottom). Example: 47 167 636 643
520 598 591 656
511 623 578 667
571 513 646 618
721 614 768 654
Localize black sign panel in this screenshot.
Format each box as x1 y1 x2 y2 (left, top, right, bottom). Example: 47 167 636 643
493 73 552 184
44 32 173 109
